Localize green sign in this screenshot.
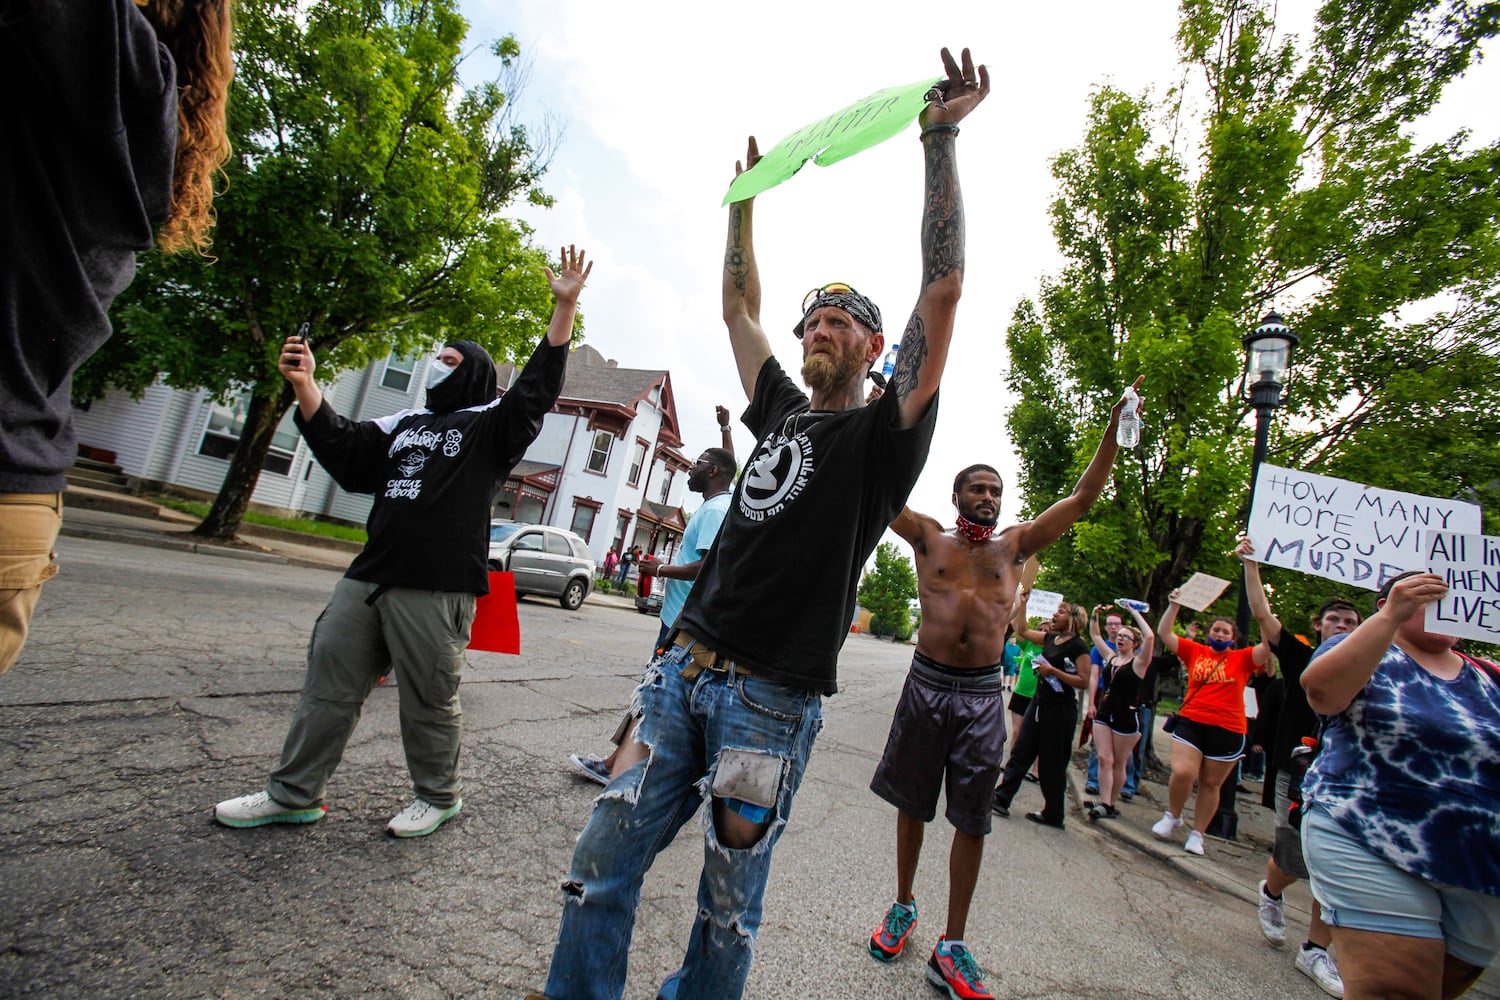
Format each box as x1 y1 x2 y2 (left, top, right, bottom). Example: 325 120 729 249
722 76 941 205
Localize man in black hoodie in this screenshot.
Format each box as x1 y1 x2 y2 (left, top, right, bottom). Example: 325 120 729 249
214 246 591 839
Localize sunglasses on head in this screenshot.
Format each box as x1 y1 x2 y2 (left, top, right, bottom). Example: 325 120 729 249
801 282 856 314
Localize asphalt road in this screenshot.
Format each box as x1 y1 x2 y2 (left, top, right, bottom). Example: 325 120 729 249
2 536 1335 999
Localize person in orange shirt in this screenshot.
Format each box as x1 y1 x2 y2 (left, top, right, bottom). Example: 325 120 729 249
1152 590 1271 857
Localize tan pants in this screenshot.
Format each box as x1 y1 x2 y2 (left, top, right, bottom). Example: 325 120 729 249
0 493 63 673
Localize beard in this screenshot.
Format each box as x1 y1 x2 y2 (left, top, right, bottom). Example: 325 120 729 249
800 342 867 393
958 502 999 526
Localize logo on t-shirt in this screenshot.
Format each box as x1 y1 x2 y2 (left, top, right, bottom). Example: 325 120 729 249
397 450 429 478
739 434 812 522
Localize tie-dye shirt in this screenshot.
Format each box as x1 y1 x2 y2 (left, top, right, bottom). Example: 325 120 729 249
1303 633 1500 896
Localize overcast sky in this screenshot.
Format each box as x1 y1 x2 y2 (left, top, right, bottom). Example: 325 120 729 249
464 1 1492 534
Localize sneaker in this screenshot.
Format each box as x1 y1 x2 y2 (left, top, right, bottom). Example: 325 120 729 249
990 792 1010 818
1084 785 1100 795
568 753 611 785
1151 811 1182 839
867 900 917 962
1086 803 1106 822
1296 945 1345 998
926 938 994 999
386 798 462 838
1120 790 1135 801
1184 830 1206 855
1101 805 1121 819
1258 880 1287 946
214 791 325 828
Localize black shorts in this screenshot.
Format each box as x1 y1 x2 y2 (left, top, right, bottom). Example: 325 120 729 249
1007 692 1032 716
871 653 1006 838
1095 704 1140 737
1169 716 1245 761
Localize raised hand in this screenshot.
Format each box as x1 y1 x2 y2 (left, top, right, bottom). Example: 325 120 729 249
279 335 315 385
734 136 762 178
919 47 990 128
1113 375 1146 415
545 245 592 304
716 405 731 428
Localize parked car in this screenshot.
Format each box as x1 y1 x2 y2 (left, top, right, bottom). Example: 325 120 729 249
487 520 595 610
636 589 663 616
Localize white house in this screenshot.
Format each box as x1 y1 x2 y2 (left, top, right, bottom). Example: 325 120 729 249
69 343 693 564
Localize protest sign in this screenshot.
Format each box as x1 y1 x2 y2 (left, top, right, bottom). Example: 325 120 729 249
1024 589 1063 621
1173 573 1231 612
1246 464 1481 591
1424 531 1500 643
722 77 939 205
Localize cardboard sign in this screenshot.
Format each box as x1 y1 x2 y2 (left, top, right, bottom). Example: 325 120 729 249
1173 573 1232 612
1025 589 1063 621
1424 531 1500 643
1246 464 1481 591
468 572 520 654
723 76 939 204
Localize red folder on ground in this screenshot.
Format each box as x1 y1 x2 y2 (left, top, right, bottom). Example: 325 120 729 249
468 572 520 654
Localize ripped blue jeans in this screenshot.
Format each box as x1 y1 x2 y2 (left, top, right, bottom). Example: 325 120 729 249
543 641 823 1000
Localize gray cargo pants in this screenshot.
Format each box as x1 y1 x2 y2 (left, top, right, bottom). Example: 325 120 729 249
267 578 476 809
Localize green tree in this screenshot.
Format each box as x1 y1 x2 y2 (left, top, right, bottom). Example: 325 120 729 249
1007 0 1500 615
79 0 573 540
858 542 919 641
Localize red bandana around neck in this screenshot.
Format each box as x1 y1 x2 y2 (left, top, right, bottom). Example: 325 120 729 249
954 513 995 543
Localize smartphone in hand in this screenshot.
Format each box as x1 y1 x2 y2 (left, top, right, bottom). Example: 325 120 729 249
289 322 309 368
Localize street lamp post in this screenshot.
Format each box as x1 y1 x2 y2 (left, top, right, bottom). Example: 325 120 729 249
1209 311 1299 841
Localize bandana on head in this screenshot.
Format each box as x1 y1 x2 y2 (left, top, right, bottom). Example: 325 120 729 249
793 289 883 339
954 513 995 543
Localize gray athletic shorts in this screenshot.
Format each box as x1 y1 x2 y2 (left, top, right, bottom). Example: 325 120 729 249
870 653 1006 838
1273 771 1309 880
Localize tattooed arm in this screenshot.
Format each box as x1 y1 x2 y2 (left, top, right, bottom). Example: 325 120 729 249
723 137 773 400
890 47 990 430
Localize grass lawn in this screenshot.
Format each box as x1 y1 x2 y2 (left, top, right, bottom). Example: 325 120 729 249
155 497 367 544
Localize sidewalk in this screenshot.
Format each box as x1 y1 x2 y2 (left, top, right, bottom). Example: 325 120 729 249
58 489 645 612
1065 722 1500 998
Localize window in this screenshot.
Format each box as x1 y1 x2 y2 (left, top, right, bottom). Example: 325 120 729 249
586 430 614 474
380 352 418 392
514 532 544 552
570 502 597 541
657 467 675 504
198 392 299 476
628 440 648 486
544 533 572 557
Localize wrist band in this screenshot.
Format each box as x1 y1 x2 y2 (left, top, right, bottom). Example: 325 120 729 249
920 122 959 140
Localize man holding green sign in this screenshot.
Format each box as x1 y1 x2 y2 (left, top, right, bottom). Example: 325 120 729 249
527 47 989 1000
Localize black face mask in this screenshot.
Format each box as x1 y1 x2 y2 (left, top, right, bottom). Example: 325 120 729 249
424 340 498 413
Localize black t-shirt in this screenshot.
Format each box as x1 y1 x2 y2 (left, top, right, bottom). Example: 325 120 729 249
1 0 178 491
1035 632 1090 706
295 338 566 594
1100 656 1142 716
1269 629 1318 770
675 357 937 694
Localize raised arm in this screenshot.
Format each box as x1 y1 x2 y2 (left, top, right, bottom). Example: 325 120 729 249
716 405 735 460
1302 574 1449 714
1011 590 1045 645
1011 378 1143 559
723 138 773 400
890 506 942 549
1236 536 1283 646
543 245 592 347
889 47 990 430
1157 592 1183 655
1088 606 1112 660
1125 604 1155 676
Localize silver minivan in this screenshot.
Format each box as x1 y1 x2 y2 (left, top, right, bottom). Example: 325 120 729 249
487 520 596 610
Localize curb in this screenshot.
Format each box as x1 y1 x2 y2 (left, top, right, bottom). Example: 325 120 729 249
61 523 300 568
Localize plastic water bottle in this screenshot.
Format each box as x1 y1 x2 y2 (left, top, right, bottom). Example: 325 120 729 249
881 342 900 381
1116 387 1141 448
1116 597 1150 614
1038 655 1065 693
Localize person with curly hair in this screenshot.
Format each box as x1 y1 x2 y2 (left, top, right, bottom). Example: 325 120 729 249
0 0 234 672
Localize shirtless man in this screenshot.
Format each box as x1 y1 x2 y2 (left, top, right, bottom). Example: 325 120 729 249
867 389 1140 1000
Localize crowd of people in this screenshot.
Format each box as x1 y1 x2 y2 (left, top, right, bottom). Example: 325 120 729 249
6 14 1498 1000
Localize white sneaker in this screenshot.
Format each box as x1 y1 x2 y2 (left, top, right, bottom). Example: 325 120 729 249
1296 945 1345 998
1151 811 1182 839
387 797 462 838
1258 880 1287 946
214 790 325 828
1184 830 1206 855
